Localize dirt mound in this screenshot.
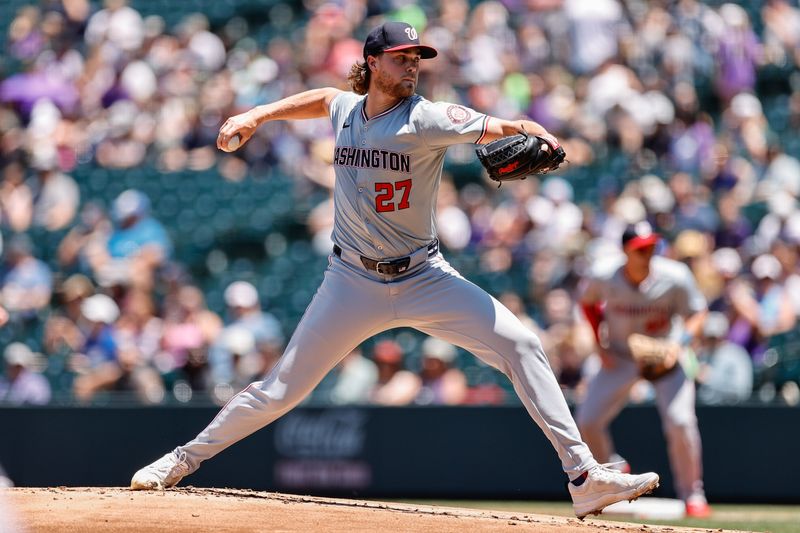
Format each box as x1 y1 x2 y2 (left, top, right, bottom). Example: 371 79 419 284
3 487 734 532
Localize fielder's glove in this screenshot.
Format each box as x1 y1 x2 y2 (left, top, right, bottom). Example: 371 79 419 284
627 333 680 381
475 132 566 184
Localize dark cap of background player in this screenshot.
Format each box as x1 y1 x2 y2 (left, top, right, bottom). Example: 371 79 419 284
363 21 438 60
621 222 660 251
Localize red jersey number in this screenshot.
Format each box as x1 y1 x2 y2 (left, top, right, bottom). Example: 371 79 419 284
375 179 412 212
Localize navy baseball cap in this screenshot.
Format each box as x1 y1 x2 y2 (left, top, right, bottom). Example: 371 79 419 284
621 222 660 250
363 21 438 60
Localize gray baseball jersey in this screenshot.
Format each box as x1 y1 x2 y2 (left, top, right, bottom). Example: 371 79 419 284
169 92 599 484
577 255 707 501
580 256 707 359
329 92 488 258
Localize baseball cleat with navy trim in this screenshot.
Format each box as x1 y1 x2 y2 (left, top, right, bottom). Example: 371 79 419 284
568 465 660 519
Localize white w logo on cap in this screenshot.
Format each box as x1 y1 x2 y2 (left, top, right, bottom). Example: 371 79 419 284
404 27 418 40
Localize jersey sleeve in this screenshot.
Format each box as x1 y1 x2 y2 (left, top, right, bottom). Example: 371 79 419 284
675 263 708 316
414 100 490 149
329 91 363 131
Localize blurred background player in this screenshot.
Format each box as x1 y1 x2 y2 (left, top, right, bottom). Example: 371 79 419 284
577 223 710 518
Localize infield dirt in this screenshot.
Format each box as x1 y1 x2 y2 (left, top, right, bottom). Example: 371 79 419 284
3 487 748 532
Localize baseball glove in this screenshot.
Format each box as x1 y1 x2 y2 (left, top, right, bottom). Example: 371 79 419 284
627 333 680 381
476 133 566 184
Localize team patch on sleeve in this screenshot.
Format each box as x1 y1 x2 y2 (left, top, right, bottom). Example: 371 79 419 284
446 105 471 124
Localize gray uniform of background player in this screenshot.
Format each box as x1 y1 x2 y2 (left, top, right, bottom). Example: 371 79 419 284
173 92 600 480
576 255 707 501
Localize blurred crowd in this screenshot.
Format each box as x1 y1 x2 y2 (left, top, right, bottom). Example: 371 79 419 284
1 0 800 407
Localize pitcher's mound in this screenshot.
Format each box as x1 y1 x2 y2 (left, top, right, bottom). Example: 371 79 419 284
3 487 729 532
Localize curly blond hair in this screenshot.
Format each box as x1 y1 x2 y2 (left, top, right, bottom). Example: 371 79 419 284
347 60 370 95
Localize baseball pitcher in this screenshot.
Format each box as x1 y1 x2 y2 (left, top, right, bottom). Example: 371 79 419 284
130 22 658 518
577 222 710 518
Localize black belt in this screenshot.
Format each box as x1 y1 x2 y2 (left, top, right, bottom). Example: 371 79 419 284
333 240 439 276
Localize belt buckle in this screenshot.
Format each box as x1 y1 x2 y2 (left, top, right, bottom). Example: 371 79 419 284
375 261 391 274
375 258 409 275
375 260 397 275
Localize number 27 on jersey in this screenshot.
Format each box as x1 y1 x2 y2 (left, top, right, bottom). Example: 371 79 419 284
375 179 412 213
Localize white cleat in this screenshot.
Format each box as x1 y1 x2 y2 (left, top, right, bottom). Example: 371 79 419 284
130 451 190 490
568 465 660 519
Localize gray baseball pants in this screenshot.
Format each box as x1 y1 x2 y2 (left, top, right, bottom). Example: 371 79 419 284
177 251 598 478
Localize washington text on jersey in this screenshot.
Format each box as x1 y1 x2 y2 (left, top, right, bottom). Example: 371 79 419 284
334 146 411 173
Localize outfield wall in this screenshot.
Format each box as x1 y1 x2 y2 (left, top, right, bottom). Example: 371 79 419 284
1 405 797 502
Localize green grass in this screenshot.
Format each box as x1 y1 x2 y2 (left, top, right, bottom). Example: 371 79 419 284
392 500 800 533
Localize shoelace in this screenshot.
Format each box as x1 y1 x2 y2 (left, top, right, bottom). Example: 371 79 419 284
590 463 630 482
153 451 188 476
172 451 189 474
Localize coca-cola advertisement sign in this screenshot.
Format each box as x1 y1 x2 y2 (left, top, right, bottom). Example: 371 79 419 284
274 409 371 490
275 409 367 459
